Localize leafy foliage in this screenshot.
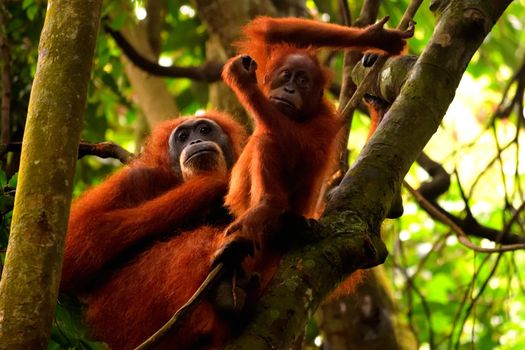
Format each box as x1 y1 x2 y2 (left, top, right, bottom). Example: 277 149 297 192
49 296 106 350
0 170 15 267
1 0 525 349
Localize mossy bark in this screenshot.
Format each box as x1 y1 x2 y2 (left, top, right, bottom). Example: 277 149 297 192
352 55 418 104
225 0 512 348
0 0 102 349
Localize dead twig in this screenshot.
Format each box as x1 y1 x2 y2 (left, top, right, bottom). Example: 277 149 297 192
133 263 225 350
405 181 525 253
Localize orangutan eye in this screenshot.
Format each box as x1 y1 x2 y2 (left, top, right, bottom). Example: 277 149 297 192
281 70 291 80
178 132 188 142
200 125 211 135
298 77 309 86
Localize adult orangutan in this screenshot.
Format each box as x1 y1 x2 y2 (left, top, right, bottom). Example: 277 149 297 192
62 16 413 349
61 112 250 349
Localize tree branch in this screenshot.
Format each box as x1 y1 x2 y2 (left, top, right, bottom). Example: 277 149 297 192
405 182 525 252
225 217 389 349
0 140 134 164
104 25 223 82
351 36 525 246
226 0 513 347
415 148 525 245
339 0 422 122
336 0 381 174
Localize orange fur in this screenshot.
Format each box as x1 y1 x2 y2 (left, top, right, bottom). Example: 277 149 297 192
61 17 412 349
367 104 382 139
222 16 411 282
241 16 410 52
225 16 411 225
61 112 247 349
364 95 391 139
85 226 231 349
62 111 245 293
236 16 411 86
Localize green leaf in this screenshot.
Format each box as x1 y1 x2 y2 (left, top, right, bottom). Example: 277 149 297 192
8 173 18 189
49 295 107 349
0 195 14 214
110 13 127 30
22 0 33 10
26 5 39 21
0 170 6 187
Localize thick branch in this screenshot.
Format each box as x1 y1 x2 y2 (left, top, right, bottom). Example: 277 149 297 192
228 1 513 347
226 216 388 349
352 53 525 245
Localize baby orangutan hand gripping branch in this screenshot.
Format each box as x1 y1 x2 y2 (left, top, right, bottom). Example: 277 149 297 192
222 16 413 251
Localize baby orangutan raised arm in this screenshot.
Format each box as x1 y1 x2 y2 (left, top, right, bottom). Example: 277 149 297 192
221 16 413 248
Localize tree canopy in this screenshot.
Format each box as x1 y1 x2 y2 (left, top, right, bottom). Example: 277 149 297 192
0 0 525 349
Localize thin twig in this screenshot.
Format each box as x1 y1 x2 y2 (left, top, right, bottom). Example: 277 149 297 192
133 263 225 350
453 253 503 350
0 140 134 164
395 238 433 349
405 182 525 253
448 253 489 350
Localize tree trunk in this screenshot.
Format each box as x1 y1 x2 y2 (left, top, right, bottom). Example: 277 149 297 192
224 0 512 347
317 267 417 350
121 20 179 128
0 0 102 348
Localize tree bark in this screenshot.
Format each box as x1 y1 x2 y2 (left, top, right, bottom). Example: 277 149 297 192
318 267 417 350
224 0 513 348
0 0 102 348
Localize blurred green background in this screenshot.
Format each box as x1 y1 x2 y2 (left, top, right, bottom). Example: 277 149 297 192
1 0 524 349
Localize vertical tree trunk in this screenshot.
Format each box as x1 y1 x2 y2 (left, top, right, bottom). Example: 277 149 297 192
318 267 417 350
121 21 179 128
0 0 102 348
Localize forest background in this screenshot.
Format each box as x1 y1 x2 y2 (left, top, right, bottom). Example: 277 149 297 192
0 0 524 349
